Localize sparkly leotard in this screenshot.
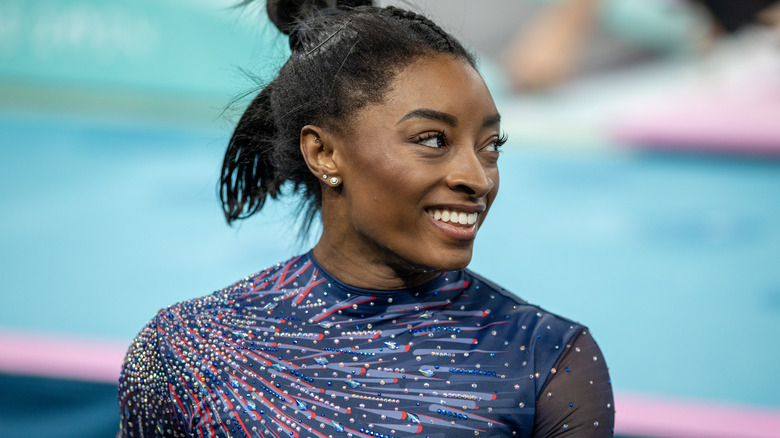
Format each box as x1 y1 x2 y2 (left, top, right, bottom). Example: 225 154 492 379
118 253 614 437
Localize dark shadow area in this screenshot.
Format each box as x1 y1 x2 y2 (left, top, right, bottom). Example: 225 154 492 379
0 374 118 438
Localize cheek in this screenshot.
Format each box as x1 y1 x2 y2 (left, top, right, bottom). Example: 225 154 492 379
346 165 433 238
355 159 401 204
483 167 500 216
343 151 409 222
349 145 416 197
492 168 500 199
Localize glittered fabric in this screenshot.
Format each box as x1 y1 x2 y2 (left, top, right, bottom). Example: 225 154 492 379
118 253 614 437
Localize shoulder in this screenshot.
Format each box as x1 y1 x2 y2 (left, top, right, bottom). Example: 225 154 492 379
157 253 311 322
119 313 186 436
119 254 312 430
126 254 311 366
120 315 164 377
462 269 586 393
463 268 582 333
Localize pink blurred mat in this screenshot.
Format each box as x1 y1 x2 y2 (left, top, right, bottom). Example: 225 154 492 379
612 77 780 156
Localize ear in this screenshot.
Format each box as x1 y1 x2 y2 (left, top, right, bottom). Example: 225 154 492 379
300 125 340 182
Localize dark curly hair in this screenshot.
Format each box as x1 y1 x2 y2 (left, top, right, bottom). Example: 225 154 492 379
220 0 476 235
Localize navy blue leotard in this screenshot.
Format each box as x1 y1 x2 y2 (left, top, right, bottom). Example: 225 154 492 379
119 252 614 437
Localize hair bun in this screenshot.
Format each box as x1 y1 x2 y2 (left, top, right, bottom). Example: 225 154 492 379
266 0 373 35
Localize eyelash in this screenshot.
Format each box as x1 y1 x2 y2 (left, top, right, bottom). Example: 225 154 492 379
416 131 446 148
415 131 508 152
489 132 509 152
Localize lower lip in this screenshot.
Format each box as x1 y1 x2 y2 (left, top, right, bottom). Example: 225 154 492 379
427 214 479 241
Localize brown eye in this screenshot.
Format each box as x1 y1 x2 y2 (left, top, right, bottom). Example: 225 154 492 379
485 132 508 152
417 131 446 148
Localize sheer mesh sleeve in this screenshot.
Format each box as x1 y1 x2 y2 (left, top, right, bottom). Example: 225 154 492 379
117 318 186 437
533 329 615 437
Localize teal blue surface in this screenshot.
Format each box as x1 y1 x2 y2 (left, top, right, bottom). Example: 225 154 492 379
0 0 287 99
1 112 779 411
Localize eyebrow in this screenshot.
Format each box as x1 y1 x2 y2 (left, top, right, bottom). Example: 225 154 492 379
396 108 502 129
483 113 501 127
396 108 458 126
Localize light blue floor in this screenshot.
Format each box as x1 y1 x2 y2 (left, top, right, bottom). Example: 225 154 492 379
1 111 779 411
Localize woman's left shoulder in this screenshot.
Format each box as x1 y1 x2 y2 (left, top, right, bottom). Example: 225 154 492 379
463 269 588 359
463 269 583 331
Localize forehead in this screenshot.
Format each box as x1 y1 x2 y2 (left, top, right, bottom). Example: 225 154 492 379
393 54 484 91
354 54 497 127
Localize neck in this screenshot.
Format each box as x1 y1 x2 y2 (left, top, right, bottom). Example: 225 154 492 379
311 236 441 291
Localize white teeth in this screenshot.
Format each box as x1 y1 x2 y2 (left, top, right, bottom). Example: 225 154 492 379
427 209 478 226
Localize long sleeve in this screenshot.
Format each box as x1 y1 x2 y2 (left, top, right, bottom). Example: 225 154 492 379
117 317 186 437
532 329 615 437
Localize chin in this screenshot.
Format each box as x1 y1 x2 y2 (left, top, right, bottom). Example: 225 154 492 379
419 248 474 273
380 239 476 277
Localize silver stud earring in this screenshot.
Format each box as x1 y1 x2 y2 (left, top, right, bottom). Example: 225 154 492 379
329 176 340 186
322 174 328 180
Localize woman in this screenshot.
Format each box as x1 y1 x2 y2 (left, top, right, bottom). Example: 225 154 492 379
118 1 614 436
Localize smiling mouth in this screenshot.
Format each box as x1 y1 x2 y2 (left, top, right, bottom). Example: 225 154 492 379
426 209 479 226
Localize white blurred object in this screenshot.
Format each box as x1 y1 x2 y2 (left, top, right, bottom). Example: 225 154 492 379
612 27 780 155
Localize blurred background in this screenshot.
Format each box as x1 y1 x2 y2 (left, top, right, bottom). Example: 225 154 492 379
1 0 779 437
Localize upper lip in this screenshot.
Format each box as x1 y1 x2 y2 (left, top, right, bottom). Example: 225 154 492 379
425 203 486 214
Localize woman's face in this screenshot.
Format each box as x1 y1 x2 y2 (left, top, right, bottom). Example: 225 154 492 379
325 54 502 281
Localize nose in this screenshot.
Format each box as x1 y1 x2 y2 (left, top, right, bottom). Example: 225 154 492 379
445 148 496 198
